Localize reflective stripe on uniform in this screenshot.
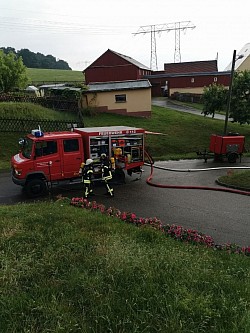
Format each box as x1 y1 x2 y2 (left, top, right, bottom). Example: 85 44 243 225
104 175 112 181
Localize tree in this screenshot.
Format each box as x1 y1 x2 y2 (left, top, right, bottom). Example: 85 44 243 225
18 48 39 68
55 59 71 70
202 83 227 118
230 70 250 124
202 71 250 125
41 54 57 69
16 48 71 70
1 47 72 70
1 47 16 55
0 50 28 93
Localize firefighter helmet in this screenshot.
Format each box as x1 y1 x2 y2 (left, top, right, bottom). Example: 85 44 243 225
86 158 93 165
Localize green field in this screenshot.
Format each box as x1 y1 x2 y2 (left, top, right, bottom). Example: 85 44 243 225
26 68 84 84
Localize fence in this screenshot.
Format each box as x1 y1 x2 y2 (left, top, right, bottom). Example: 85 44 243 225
30 81 84 86
0 94 79 113
0 118 84 132
170 92 203 104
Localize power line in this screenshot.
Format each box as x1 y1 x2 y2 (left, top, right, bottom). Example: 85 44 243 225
133 21 196 70
0 16 134 35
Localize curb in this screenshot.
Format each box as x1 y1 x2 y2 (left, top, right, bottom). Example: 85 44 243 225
216 179 250 192
0 169 10 174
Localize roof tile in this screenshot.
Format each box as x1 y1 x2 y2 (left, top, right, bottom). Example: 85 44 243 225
164 60 218 73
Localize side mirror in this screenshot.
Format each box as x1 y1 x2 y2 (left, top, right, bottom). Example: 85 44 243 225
18 138 25 146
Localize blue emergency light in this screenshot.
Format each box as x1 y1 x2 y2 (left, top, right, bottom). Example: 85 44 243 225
31 125 44 137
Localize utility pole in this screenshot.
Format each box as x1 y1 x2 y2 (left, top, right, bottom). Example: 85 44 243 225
150 25 158 71
223 50 244 135
174 22 182 63
224 50 236 136
133 21 196 70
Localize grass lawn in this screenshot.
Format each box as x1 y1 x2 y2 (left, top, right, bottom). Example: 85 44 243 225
218 170 250 189
170 99 204 111
0 102 79 120
0 200 249 333
82 105 250 160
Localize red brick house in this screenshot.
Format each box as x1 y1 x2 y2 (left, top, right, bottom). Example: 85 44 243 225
84 49 152 84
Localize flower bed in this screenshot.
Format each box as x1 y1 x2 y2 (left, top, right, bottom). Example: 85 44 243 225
70 197 250 256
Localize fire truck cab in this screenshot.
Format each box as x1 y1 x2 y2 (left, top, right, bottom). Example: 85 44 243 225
11 126 145 197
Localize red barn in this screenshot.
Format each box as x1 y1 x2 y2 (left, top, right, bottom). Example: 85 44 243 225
145 60 231 97
84 49 152 84
146 71 231 97
83 50 232 98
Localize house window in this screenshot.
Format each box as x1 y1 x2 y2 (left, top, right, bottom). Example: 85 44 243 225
191 78 195 83
115 94 127 103
214 77 218 82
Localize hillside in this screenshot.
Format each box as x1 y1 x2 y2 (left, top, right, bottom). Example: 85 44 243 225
26 68 84 84
0 102 80 170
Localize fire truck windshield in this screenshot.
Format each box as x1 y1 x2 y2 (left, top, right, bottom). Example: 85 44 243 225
22 138 33 159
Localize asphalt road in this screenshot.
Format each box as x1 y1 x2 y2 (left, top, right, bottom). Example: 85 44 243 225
1 158 250 247
152 97 233 121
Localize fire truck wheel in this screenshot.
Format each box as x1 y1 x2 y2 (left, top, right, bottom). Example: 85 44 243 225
24 179 47 198
113 169 126 184
228 153 238 163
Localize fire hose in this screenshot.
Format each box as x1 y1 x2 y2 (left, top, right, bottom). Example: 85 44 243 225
144 151 250 196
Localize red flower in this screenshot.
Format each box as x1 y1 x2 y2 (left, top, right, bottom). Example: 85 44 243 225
70 197 249 256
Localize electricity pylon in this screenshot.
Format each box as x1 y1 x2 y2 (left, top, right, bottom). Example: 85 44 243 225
133 21 196 70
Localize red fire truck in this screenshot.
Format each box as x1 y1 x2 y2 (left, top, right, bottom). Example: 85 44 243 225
11 126 145 197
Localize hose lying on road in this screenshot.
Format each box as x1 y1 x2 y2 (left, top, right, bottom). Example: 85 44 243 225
144 152 250 196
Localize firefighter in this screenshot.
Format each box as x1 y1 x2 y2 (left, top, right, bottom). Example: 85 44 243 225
100 153 114 197
79 158 94 199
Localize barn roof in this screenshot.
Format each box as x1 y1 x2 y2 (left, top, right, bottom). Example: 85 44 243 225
144 71 229 79
87 79 151 92
25 85 38 91
39 83 66 89
164 60 218 74
109 49 151 71
49 87 81 92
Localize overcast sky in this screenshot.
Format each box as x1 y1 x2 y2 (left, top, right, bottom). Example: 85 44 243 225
1 0 249 71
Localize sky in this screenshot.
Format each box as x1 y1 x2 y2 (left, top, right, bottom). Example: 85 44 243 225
0 0 249 71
